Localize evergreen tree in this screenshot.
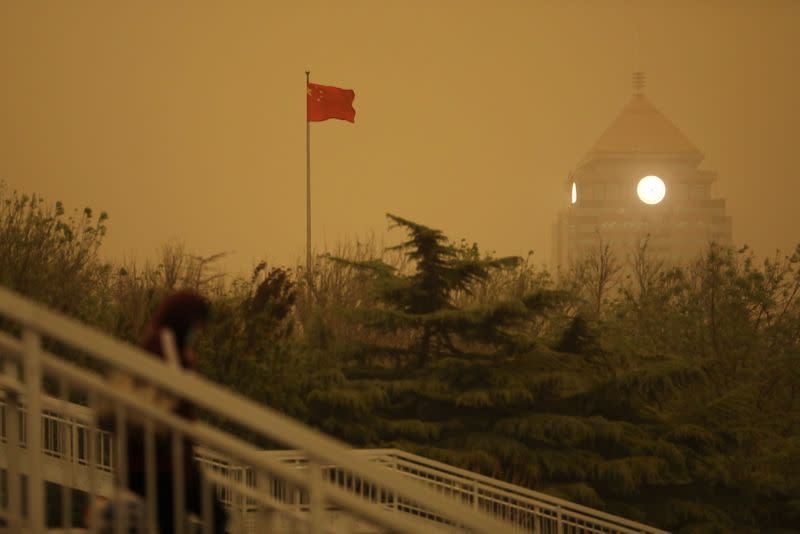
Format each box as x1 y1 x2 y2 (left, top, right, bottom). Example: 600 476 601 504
306 213 547 442
306 216 800 533
306 217 661 507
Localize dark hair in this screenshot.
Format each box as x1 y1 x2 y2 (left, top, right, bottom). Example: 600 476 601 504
141 289 210 368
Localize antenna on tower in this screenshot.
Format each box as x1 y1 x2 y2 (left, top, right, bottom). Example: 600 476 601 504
632 71 646 94
631 3 645 95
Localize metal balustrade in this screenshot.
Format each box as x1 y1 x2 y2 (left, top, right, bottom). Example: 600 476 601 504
0 406 671 534
356 450 669 534
193 450 670 534
0 286 670 533
0 286 523 533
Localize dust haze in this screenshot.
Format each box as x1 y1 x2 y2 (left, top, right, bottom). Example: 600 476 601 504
1 1 798 274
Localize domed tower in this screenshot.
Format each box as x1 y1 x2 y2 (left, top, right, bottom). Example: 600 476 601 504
553 73 732 269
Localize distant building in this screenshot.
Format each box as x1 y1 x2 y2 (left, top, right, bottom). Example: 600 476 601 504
552 74 732 270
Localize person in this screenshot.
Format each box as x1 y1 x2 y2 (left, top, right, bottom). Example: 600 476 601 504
99 290 228 533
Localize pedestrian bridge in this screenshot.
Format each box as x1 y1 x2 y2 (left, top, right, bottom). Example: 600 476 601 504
0 286 668 533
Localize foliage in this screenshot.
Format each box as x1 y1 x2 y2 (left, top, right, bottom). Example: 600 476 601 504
2 187 799 533
0 184 111 324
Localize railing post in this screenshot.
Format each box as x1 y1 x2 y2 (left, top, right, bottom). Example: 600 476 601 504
172 430 186 534
235 465 245 533
4 359 22 533
389 454 397 511
308 459 325 534
23 329 45 533
87 393 99 534
114 403 129 534
144 418 158 534
201 468 213 534
557 504 564 534
59 379 74 531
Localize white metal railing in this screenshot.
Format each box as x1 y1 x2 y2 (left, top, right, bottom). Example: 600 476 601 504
0 285 670 533
0 285 521 533
204 449 671 534
0 404 114 471
357 449 669 534
0 404 669 533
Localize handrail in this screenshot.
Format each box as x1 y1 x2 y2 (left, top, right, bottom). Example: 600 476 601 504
1 337 450 533
255 449 669 534
379 448 670 533
0 285 518 533
0 285 671 533
1 395 672 534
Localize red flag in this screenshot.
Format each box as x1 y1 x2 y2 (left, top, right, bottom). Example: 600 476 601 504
307 82 355 123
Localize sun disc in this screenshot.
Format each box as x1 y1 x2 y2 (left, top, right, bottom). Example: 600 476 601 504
637 175 666 205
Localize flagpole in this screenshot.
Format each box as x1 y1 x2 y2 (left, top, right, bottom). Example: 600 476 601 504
305 70 312 288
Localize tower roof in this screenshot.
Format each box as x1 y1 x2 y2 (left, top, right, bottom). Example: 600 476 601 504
581 93 703 162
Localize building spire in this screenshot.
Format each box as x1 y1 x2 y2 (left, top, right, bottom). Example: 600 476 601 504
632 71 646 94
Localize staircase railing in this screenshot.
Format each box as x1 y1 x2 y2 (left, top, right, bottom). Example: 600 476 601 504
0 286 671 533
194 449 671 534
0 407 670 534
355 449 669 534
0 285 518 533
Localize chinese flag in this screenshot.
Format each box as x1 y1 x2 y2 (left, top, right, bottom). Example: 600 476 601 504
307 82 356 123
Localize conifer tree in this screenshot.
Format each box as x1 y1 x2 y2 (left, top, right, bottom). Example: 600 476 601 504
307 216 676 508
306 216 800 532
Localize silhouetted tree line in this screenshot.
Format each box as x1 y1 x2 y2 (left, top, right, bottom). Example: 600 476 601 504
2 184 799 533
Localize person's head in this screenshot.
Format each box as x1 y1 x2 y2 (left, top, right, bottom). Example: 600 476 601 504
142 289 210 368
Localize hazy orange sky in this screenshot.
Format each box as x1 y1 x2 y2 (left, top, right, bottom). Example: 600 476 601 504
1 1 798 276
